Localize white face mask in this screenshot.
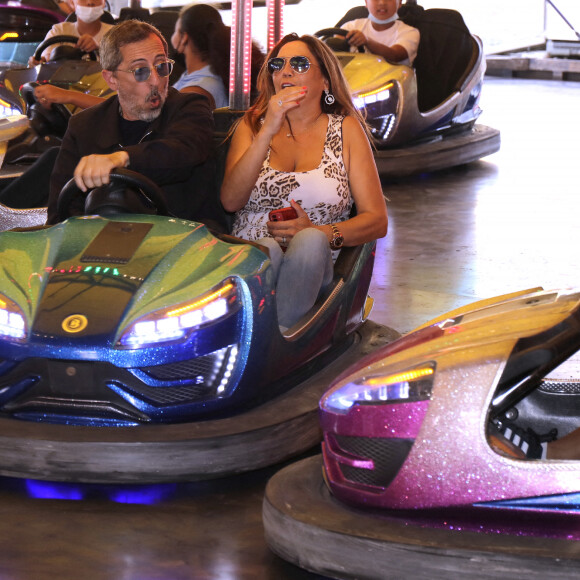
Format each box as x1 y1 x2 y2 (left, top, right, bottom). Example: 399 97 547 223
76 5 104 23
368 12 398 25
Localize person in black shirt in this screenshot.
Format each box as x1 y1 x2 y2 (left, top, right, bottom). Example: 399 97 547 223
1 20 225 231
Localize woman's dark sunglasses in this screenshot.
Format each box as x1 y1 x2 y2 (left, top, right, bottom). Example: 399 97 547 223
116 59 175 83
267 55 311 74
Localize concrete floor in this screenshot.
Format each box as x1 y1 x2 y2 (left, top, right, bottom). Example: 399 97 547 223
0 76 578 579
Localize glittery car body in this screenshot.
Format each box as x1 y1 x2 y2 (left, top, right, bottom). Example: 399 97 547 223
0 214 375 426
320 288 580 511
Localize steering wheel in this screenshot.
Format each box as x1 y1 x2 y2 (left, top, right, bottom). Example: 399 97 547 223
314 28 365 53
34 35 98 62
20 81 71 139
57 168 170 222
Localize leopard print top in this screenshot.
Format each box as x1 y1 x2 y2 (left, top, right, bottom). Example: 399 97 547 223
231 114 352 242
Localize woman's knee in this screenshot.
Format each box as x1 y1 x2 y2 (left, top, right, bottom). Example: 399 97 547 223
287 228 330 264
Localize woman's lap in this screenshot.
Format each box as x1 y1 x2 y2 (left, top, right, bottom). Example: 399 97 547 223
258 228 333 328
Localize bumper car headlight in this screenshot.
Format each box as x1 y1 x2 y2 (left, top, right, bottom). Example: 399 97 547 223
0 294 26 340
321 362 435 415
119 279 239 348
353 81 399 143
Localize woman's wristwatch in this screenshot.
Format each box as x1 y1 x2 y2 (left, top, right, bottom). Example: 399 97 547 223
329 223 344 250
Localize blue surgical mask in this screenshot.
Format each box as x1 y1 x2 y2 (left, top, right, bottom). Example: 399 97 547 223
76 5 104 23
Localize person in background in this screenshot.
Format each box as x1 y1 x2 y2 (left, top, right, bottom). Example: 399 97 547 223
170 3 232 109
28 0 114 66
221 33 387 330
343 0 419 66
33 3 265 112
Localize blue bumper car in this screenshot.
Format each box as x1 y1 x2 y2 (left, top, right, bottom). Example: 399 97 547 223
0 169 399 482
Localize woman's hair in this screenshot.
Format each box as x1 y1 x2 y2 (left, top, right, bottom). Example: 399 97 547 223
243 33 370 139
178 3 264 94
100 20 168 72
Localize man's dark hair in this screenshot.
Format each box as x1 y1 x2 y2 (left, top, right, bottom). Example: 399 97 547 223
100 20 168 71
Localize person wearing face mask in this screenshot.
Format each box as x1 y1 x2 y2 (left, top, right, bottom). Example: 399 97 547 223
170 4 263 108
171 4 233 110
32 4 265 113
28 0 114 66
343 0 419 66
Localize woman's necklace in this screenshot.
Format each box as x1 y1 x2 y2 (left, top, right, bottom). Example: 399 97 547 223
286 112 323 138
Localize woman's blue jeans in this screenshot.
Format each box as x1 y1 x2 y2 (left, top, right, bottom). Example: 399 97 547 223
259 228 334 328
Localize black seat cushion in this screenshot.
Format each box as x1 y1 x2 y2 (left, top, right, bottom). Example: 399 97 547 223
405 9 475 112
335 6 369 28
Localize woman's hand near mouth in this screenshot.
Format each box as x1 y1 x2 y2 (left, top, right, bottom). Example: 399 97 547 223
261 85 307 138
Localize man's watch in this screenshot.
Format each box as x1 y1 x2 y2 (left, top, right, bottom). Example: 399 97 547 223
329 223 344 250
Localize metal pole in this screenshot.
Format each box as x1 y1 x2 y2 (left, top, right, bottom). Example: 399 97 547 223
229 0 253 111
545 0 580 39
266 0 285 52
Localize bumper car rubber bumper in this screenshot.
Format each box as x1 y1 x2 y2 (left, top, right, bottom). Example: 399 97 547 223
263 454 580 580
0 321 399 483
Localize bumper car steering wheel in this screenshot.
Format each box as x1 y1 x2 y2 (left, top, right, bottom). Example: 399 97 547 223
23 36 99 139
57 168 170 222
33 35 99 63
20 81 71 139
314 28 364 53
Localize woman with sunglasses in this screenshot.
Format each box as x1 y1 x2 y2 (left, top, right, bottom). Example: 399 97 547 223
221 33 387 330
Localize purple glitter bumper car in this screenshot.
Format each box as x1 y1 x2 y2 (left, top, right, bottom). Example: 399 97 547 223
263 287 580 579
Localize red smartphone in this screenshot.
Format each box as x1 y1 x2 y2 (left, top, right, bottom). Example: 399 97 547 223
269 207 297 221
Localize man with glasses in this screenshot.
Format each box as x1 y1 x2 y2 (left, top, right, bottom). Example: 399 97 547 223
43 19 224 228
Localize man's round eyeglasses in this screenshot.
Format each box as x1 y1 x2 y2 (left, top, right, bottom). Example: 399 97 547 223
267 55 312 74
115 59 174 83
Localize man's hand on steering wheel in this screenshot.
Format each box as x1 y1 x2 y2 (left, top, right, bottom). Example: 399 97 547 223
57 168 170 222
30 34 98 67
74 152 130 192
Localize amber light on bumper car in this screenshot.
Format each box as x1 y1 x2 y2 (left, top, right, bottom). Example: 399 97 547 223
321 363 435 414
118 280 239 348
